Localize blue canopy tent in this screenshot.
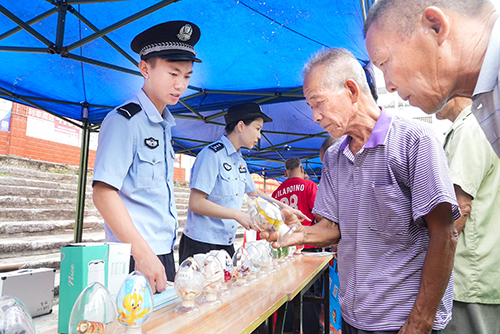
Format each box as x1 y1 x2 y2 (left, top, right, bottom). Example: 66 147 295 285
0 0 373 241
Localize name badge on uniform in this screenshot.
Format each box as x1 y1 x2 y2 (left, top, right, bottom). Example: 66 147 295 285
223 163 232 171
239 165 247 173
144 137 159 149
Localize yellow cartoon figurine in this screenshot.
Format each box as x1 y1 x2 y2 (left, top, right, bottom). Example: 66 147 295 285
118 292 151 326
116 271 154 333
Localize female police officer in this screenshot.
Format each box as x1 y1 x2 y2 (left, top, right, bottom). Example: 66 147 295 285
178 103 305 263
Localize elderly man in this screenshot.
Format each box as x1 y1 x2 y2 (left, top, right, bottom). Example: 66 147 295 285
364 0 500 157
435 97 500 334
263 48 460 334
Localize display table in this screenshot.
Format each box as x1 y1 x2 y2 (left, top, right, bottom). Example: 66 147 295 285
271 254 332 334
143 254 333 334
40 254 332 334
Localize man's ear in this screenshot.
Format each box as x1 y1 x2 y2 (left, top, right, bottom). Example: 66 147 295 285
138 60 150 79
422 6 450 46
345 79 360 104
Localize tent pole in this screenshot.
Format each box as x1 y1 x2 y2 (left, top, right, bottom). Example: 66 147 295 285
0 7 57 41
65 0 177 52
55 2 67 50
68 7 138 67
360 0 367 22
0 4 53 47
74 104 90 243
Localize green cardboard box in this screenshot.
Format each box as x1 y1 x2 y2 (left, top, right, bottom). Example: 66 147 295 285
58 242 132 333
58 243 108 334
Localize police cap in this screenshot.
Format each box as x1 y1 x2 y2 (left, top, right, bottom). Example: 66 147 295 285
224 103 273 125
131 20 201 63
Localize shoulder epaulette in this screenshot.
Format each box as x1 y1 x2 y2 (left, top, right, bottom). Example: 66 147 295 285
117 103 142 119
209 142 224 152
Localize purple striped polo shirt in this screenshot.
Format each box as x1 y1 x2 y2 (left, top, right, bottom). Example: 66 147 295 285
314 108 460 331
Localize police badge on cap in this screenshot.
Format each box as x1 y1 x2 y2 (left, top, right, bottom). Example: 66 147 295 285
131 20 201 63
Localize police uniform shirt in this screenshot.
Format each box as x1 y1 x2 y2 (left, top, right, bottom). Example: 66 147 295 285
184 135 257 245
93 89 178 254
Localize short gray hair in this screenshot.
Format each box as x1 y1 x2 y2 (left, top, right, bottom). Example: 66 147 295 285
302 48 371 95
365 0 492 38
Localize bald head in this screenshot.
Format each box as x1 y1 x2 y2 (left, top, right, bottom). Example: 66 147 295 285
365 0 492 39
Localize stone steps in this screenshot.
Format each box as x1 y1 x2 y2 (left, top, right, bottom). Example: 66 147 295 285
0 218 103 236
0 184 86 200
0 207 100 222
0 195 84 209
0 223 246 269
0 166 80 183
1 252 63 270
0 214 190 264
0 230 106 260
0 175 84 191
0 226 246 302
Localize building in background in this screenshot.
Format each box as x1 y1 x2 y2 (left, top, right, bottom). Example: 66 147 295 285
0 100 94 167
252 174 280 195
0 99 188 182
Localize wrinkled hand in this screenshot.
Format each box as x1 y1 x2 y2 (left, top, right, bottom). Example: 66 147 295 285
292 209 311 223
133 251 167 294
259 208 306 248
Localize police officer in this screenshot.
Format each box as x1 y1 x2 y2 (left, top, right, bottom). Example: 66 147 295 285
92 21 201 293
178 103 307 264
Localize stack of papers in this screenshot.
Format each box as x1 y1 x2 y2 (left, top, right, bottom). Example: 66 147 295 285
153 285 181 310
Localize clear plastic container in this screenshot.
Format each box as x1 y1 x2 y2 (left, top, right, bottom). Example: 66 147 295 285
199 254 223 307
269 244 282 271
232 247 252 287
255 240 275 275
247 195 298 247
174 257 204 315
245 244 262 283
212 249 234 295
0 295 36 334
68 282 118 334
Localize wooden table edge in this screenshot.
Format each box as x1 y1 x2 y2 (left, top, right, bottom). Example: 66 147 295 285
242 294 288 334
286 255 332 301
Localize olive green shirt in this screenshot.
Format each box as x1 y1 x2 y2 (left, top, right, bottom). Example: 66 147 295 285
443 106 500 303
